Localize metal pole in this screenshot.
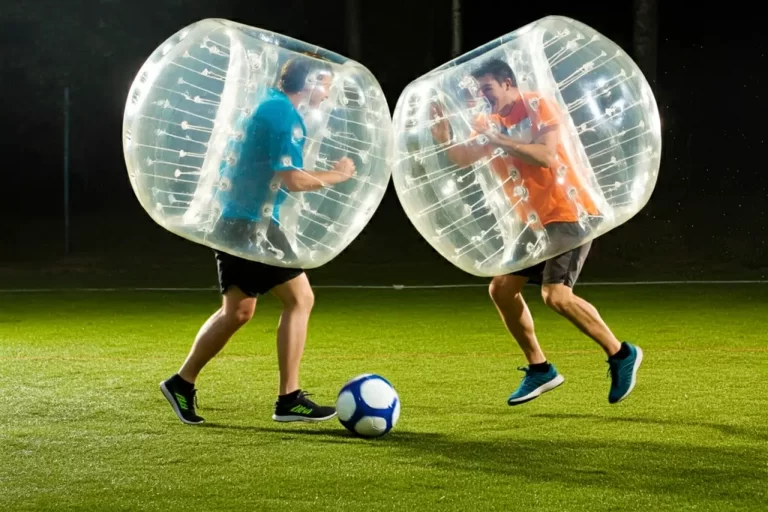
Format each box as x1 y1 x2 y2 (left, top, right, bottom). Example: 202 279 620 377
63 87 70 254
633 0 658 90
345 0 361 60
451 0 462 57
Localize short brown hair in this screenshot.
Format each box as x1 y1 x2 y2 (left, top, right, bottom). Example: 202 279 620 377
471 58 517 86
278 53 333 94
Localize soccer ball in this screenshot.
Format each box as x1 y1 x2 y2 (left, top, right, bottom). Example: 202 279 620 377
336 374 400 438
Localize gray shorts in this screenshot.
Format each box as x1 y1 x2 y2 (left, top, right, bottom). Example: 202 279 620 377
509 222 592 288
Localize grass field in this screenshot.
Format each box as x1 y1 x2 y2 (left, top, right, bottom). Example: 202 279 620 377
1 284 767 511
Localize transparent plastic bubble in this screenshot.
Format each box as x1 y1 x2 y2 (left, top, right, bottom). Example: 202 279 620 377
123 18 392 268
392 16 661 277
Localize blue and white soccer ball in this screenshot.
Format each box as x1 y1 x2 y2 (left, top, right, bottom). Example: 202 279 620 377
336 374 400 438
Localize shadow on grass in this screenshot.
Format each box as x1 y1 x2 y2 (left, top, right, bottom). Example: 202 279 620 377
396 434 766 506
201 423 351 438
532 412 768 442
201 423 445 442
203 418 766 506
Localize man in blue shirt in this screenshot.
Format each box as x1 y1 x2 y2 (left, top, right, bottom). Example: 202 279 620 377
215 85 307 247
160 55 355 425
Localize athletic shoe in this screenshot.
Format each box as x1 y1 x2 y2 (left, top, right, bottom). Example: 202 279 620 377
160 376 204 425
507 364 565 406
272 391 336 422
607 342 644 404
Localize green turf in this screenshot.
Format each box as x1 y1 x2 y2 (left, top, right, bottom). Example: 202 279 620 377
1 285 767 511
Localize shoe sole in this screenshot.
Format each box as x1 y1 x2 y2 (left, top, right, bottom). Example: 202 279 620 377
271 412 338 423
611 346 644 404
159 382 204 425
508 374 565 406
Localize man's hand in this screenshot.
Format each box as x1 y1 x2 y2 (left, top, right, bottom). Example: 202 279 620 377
430 103 452 144
470 116 509 147
470 115 492 137
332 156 356 181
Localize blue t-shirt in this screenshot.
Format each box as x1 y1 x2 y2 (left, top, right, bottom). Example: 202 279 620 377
217 88 306 223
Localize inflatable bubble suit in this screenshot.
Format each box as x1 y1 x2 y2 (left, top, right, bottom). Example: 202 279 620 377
392 16 661 277
123 19 392 268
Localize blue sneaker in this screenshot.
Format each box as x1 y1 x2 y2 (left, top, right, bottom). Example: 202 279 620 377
507 364 565 406
607 342 644 404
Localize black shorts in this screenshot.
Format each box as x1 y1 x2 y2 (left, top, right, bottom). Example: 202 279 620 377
213 218 303 297
510 222 592 288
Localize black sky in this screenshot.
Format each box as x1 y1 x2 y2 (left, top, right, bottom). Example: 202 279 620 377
1 0 765 274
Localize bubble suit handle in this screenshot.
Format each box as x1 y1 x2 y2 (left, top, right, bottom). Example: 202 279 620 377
392 16 661 277
123 19 392 268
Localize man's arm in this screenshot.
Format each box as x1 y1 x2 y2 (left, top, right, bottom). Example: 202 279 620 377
430 103 489 169
266 109 355 192
444 140 489 169
488 126 559 168
279 165 353 192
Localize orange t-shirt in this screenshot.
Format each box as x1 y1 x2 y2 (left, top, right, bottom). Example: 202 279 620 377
474 92 599 226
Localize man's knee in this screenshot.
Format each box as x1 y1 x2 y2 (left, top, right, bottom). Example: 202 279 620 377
541 284 574 313
489 275 526 304
222 288 257 326
232 303 255 325
283 286 315 313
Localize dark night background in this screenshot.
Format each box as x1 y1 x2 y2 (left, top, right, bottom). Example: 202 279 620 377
0 0 765 287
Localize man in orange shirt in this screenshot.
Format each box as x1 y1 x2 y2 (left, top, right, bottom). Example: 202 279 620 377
431 58 642 405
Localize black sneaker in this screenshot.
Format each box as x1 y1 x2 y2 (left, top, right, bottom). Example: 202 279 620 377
272 390 337 422
160 376 204 425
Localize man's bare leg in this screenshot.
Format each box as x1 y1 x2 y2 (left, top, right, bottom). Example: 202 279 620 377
489 275 565 405
541 282 643 404
161 286 255 424
270 273 336 422
178 287 257 383
540 283 620 357
489 275 546 364
270 274 314 396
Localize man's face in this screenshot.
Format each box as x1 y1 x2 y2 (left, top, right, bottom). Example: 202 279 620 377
306 72 333 109
475 74 517 114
